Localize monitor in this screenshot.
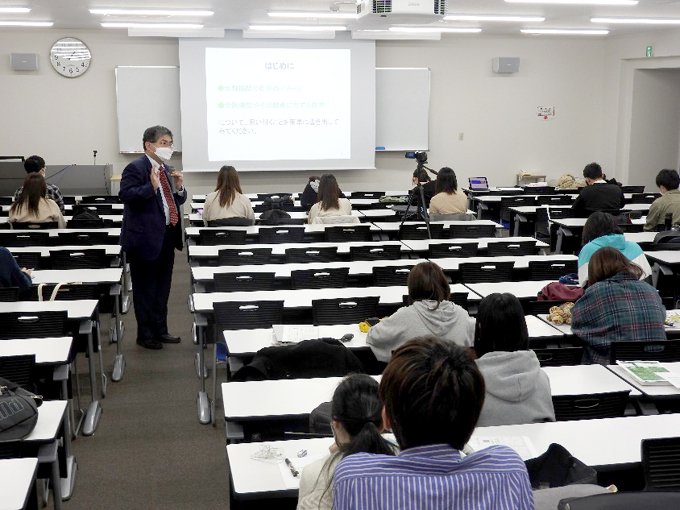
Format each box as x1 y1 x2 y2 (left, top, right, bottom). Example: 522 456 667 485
468 177 489 190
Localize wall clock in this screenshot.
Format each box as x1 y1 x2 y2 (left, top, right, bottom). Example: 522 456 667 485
50 37 91 78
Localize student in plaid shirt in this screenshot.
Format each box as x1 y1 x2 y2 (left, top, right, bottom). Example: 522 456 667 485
572 246 666 365
13 155 65 214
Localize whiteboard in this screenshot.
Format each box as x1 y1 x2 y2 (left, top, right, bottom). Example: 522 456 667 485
375 68 430 151
115 66 182 153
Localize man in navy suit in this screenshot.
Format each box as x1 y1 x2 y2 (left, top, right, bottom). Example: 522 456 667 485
120 126 187 350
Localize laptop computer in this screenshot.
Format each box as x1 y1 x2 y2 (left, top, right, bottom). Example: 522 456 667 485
468 177 489 191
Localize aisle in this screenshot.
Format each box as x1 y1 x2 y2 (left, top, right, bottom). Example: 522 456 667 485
65 254 230 509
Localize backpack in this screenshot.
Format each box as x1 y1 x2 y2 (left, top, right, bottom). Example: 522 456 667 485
71 205 103 222
258 208 292 225
262 195 293 211
538 282 584 302
0 377 42 440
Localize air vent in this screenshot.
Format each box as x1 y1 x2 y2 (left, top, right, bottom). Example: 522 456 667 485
373 0 392 14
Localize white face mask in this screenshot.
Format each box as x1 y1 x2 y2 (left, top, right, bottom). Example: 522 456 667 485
153 145 173 161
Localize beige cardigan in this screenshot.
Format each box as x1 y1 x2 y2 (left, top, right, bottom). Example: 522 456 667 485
428 190 467 215
202 191 255 225
9 198 66 228
308 198 352 224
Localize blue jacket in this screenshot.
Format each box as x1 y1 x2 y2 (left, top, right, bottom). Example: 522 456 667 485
578 234 651 286
0 247 32 292
119 156 187 260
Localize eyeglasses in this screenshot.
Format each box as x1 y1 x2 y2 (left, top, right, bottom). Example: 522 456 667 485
153 140 174 147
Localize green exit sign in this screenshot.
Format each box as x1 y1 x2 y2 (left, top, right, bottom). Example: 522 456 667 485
646 46 653 57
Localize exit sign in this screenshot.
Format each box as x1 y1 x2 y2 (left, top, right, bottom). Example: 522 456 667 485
646 46 653 57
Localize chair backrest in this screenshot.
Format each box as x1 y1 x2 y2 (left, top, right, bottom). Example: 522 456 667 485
214 301 284 331
0 232 51 247
312 296 379 326
214 272 275 292
500 196 536 209
217 248 272 266
552 390 629 421
621 185 645 194
610 340 680 364
258 227 305 244
642 437 680 491
459 261 514 283
537 195 572 206
57 231 111 245
26 282 101 301
372 265 414 287
486 240 537 257
349 245 401 261
198 228 247 246
399 223 444 240
629 193 660 204
447 224 497 239
524 300 568 315
312 215 360 225
0 354 36 390
206 218 253 227
10 221 58 230
528 260 577 281
66 218 106 229
428 242 478 259
532 346 584 367
285 247 339 264
449 292 469 310
429 213 476 222
10 251 41 270
0 287 19 302
0 311 69 339
51 249 109 269
0 197 12 206
350 191 385 199
291 268 349 289
324 225 371 242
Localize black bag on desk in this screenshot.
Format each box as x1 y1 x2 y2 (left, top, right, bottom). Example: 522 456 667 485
0 377 42 440
526 443 597 489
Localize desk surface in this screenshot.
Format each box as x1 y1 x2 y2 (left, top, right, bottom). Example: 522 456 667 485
433 254 576 271
400 236 550 251
0 300 98 320
372 220 501 231
608 363 680 397
7 245 121 256
31 267 123 285
188 240 409 258
644 250 680 265
0 458 38 510
553 217 646 228
24 400 67 442
465 280 556 300
185 223 379 237
625 232 658 245
0 337 72 365
1 227 120 237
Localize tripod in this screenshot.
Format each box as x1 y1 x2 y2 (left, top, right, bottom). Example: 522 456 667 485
399 162 434 239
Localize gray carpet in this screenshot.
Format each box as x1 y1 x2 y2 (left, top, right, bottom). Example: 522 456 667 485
64 253 230 509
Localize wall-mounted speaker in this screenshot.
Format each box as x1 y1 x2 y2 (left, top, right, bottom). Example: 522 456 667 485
492 57 520 74
10 53 38 71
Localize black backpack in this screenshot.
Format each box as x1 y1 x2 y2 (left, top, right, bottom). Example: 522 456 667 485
258 208 292 225
0 377 42 440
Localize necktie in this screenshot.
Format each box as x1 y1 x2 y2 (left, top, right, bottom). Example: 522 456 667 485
158 166 179 227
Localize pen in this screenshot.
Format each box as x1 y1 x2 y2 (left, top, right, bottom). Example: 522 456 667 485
285 457 299 477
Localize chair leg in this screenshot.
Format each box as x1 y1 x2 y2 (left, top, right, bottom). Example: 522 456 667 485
211 344 218 426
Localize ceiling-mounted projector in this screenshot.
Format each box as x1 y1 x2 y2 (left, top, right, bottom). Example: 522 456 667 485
356 0 447 23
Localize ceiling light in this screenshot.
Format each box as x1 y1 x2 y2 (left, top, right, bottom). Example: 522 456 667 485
592 17 680 24
390 27 482 33
507 0 636 5
444 15 545 22
0 20 52 26
352 29 441 40
268 11 357 19
101 22 204 28
90 9 213 16
248 25 347 31
0 7 30 13
521 28 609 34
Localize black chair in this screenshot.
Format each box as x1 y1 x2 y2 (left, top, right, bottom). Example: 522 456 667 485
447 224 497 238
217 248 272 266
0 287 19 302
449 292 469 310
10 221 58 230
51 249 109 269
537 195 572 206
532 346 584 367
291 268 349 289
552 390 629 421
10 251 41 270
350 191 385 199
621 185 645 194
66 218 106 229
399 223 444 240
528 260 577 281
207 218 253 226
214 300 284 333
0 197 13 205
312 296 379 326
75 204 114 215
500 196 536 223
0 354 36 390
25 282 102 302
324 225 371 243
459 261 514 283
0 311 69 339
0 232 51 247
486 240 537 257
558 492 680 509
349 245 401 261
259 227 305 244
372 266 413 287
629 193 660 204
610 340 680 364
57 231 112 245
285 247 339 264
642 437 680 491
214 272 275 292
198 228 247 246
428 242 478 259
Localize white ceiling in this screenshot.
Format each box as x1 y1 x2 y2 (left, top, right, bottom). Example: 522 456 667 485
3 0 680 36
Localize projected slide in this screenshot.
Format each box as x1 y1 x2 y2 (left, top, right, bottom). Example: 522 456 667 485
206 48 351 162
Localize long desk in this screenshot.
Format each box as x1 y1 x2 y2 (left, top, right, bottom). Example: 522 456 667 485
464 280 557 301
398 236 550 255
553 217 647 254
0 458 39 510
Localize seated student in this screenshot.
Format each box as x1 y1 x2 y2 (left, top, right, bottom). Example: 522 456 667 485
428 167 467 215
644 169 680 231
308 174 352 223
13 155 65 214
297 374 396 510
410 168 437 208
201 165 254 226
474 293 555 427
334 336 534 510
571 162 625 218
578 211 651 287
300 176 321 212
0 247 32 292
572 246 666 365
366 261 475 362
9 173 66 228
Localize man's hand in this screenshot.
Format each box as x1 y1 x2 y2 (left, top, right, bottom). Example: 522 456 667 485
170 170 184 191
150 167 160 190
20 267 32 277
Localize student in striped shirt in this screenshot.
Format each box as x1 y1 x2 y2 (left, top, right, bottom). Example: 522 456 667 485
334 336 534 510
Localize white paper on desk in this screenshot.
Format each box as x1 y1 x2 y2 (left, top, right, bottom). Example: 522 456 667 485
277 454 326 489
274 325 320 344
467 436 539 461
657 372 680 389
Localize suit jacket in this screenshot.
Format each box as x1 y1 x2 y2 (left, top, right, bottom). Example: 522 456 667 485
119 156 187 260
571 182 624 218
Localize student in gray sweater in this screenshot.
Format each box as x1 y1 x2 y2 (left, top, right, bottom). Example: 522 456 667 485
366 261 475 362
474 293 555 427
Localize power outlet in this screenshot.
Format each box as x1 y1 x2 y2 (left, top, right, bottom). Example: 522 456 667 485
458 133 464 141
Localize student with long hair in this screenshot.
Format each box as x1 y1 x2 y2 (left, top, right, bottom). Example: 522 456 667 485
201 165 254 225
428 167 467 215
9 173 65 228
572 246 666 364
307 174 351 223
366 261 475 362
297 374 395 510
474 293 555 426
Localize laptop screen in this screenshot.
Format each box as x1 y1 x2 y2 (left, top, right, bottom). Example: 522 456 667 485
468 177 489 190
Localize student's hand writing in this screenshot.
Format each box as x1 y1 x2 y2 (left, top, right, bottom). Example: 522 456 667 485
20 267 32 276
